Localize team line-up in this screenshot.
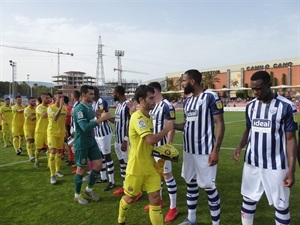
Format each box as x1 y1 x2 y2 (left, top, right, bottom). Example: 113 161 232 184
0 69 299 225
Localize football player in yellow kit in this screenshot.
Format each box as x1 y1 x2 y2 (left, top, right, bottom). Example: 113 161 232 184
47 91 67 184
24 97 36 162
12 95 26 155
0 100 4 141
34 93 51 168
0 98 13 147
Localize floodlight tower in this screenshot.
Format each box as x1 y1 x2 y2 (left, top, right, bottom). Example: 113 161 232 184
96 36 105 86
9 60 17 99
115 50 124 85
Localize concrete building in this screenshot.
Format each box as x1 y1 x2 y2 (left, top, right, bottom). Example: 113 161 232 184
166 57 300 97
53 71 96 96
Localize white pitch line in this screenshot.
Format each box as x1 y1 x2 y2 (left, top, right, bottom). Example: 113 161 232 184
0 156 47 168
0 120 244 168
0 146 239 168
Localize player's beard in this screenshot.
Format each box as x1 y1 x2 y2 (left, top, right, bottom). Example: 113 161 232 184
184 82 194 95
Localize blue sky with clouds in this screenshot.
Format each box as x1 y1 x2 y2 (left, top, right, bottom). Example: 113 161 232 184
0 0 299 84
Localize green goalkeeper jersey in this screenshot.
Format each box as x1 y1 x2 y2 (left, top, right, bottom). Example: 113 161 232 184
73 102 98 149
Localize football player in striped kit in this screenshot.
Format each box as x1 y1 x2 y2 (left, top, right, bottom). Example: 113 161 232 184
233 70 298 225
94 96 115 191
110 85 132 195
175 69 225 225
147 81 178 223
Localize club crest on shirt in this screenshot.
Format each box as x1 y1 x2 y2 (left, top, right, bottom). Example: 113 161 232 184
269 107 277 115
138 119 146 129
77 111 83 119
216 100 223 109
81 159 87 165
170 110 175 118
293 113 298 122
127 186 134 193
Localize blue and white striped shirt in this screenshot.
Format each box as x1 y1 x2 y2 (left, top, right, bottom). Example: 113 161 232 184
93 98 112 137
183 90 224 155
244 94 298 169
150 99 176 146
114 100 131 144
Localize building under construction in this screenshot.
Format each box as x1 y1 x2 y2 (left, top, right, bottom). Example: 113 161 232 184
53 71 96 96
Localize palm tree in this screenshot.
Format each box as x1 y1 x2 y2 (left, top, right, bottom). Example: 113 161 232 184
202 72 220 89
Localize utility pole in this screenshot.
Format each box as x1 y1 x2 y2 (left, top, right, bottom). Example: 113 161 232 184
9 60 17 100
96 36 105 86
115 50 124 85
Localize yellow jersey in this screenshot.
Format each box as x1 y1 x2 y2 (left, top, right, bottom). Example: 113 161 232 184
0 105 13 125
24 106 36 131
0 102 4 121
47 104 66 137
126 109 157 176
12 104 25 127
35 104 48 133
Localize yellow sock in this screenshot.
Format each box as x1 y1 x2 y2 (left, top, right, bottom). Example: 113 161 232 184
3 132 7 146
47 150 50 167
13 136 19 152
149 205 163 225
35 149 41 163
55 152 62 172
19 136 24 149
48 153 56 176
26 142 33 157
118 197 131 224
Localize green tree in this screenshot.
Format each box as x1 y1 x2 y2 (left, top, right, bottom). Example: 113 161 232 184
202 72 220 89
236 90 246 99
165 77 177 91
177 74 183 90
0 82 10 98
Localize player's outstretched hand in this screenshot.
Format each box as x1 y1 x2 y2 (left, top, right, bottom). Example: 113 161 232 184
233 148 241 162
164 120 174 132
126 101 136 113
97 112 111 123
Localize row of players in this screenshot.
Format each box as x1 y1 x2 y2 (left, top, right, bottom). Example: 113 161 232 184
1 69 299 225
0 83 179 223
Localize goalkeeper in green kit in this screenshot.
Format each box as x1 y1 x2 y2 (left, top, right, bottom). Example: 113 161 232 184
73 85 111 205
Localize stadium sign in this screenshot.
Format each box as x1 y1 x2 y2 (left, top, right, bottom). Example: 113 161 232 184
246 62 293 71
201 70 221 75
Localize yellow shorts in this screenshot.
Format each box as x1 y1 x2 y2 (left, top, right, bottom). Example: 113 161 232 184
124 172 161 197
24 129 35 140
48 136 64 150
12 126 24 136
2 123 12 132
35 132 47 149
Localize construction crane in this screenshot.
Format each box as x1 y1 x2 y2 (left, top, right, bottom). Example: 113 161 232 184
113 68 149 85
0 44 74 76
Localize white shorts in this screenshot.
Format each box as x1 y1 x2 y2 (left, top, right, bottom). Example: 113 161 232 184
181 151 217 189
95 133 112 155
114 142 128 163
241 163 290 209
154 157 172 174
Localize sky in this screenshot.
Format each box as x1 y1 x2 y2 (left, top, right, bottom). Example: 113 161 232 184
0 0 299 85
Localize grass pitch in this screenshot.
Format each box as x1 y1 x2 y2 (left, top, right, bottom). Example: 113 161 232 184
0 111 299 225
